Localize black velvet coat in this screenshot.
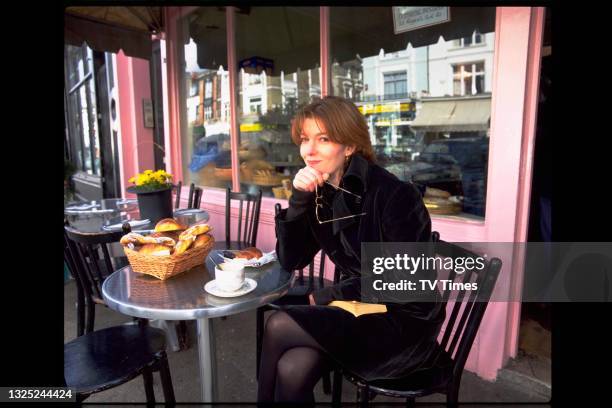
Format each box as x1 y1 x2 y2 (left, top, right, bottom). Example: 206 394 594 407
275 154 446 381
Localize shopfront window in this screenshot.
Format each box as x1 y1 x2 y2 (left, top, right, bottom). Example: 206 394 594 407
177 7 233 190
235 7 320 198
329 6 495 219
64 44 101 176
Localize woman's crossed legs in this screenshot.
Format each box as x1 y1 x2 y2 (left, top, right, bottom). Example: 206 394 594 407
257 310 330 403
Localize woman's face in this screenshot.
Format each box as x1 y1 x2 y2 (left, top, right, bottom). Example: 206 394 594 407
299 118 355 180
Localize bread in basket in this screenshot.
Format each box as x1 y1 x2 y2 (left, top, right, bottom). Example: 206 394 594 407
121 219 215 280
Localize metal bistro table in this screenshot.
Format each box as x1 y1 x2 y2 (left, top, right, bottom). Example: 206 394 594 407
64 198 210 233
102 246 292 402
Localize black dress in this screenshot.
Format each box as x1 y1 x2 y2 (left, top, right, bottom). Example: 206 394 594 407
275 154 446 381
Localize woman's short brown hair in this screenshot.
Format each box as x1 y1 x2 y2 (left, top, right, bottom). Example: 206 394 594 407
291 96 375 163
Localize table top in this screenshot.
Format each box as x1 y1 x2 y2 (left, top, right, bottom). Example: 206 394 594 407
64 198 209 234
101 251 292 320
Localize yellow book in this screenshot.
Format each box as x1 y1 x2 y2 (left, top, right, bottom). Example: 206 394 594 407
328 300 387 317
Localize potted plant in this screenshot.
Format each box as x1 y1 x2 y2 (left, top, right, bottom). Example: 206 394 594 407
127 169 174 224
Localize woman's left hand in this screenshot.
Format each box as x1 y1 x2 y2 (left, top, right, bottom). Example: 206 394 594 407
308 294 315 305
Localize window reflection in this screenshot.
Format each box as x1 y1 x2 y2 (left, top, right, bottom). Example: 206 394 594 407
235 7 320 198
178 8 233 190
330 6 495 218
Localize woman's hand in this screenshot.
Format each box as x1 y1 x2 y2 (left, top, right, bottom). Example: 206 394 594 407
293 166 329 193
308 294 316 305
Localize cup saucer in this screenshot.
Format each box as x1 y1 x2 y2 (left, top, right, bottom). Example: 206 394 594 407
204 278 257 298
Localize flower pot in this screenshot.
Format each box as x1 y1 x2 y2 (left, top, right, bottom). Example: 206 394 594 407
127 186 173 225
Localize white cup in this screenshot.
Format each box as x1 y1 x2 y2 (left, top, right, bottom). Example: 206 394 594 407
215 261 245 292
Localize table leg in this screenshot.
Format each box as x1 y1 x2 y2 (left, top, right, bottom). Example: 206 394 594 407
196 317 216 402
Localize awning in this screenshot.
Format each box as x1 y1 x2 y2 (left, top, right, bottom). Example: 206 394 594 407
64 7 163 60
331 7 495 64
189 7 321 72
410 95 491 132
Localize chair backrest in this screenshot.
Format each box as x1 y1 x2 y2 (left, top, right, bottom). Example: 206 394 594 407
274 203 337 285
63 223 131 320
175 182 202 209
192 187 203 209
226 187 262 247
187 183 195 209
431 238 502 379
174 181 182 209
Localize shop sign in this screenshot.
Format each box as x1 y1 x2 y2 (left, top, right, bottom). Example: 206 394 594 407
374 119 413 127
392 7 450 34
358 102 415 115
143 99 154 128
240 122 264 132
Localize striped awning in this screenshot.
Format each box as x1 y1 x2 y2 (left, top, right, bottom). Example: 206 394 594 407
411 95 491 132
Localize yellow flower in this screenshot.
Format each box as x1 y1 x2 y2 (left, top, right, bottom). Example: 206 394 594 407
129 169 174 191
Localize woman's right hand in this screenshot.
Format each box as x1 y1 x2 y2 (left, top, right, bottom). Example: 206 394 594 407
292 166 329 193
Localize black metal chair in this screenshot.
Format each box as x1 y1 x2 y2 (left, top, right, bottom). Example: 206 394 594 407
174 181 202 210
174 181 182 209
216 187 263 249
64 227 176 404
192 187 203 209
255 203 340 393
330 232 503 407
63 223 132 336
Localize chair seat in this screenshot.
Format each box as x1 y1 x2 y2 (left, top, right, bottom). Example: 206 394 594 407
64 325 166 396
343 348 454 398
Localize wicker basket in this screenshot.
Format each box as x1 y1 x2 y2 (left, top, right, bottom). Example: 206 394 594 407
123 237 215 280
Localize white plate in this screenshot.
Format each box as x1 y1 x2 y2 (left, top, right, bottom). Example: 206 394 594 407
204 278 257 298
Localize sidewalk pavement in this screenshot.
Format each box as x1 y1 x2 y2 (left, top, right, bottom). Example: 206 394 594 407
64 280 551 405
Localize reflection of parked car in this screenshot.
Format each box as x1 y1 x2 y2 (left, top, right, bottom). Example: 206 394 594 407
384 137 489 216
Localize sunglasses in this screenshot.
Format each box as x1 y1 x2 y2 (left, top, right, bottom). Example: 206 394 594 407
315 181 367 224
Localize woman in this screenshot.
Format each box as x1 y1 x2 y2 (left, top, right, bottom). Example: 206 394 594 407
258 96 445 403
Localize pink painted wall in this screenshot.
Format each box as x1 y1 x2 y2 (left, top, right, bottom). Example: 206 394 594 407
163 6 545 381
116 51 155 198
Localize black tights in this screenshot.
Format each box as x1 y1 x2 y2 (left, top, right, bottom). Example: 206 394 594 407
257 310 329 403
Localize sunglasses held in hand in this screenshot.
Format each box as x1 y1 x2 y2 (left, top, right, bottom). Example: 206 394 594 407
315 181 366 224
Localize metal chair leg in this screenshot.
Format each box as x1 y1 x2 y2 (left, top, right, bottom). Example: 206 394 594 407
447 382 460 408
85 299 95 333
142 366 156 404
256 307 265 379
322 371 332 394
331 369 343 407
358 385 370 408
157 351 176 404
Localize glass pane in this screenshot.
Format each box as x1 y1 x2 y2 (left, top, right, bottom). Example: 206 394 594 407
330 6 495 219
235 7 320 198
177 7 232 191
88 79 101 176
68 92 84 170
65 44 85 89
79 86 92 174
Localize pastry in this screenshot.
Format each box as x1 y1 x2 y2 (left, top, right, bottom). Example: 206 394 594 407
179 223 211 240
120 232 175 247
193 233 213 249
154 218 186 233
150 230 181 242
120 232 145 246
234 247 263 260
138 243 172 256
173 235 196 255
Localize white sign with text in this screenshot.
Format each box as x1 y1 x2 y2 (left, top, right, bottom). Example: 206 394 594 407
392 7 450 34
